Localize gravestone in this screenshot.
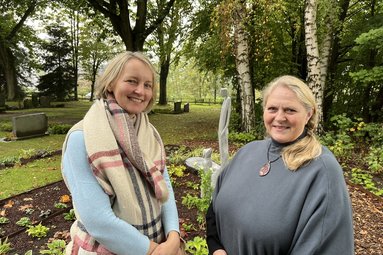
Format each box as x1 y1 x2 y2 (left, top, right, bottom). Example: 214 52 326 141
174 101 182 114
23 99 33 109
0 94 5 112
12 113 48 140
31 93 39 108
40 96 51 108
183 103 190 112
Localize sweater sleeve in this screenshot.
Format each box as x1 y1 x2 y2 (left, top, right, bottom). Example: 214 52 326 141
206 202 225 254
62 131 150 255
161 167 180 236
288 151 354 255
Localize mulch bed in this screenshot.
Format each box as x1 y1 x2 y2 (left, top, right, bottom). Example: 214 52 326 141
0 149 382 254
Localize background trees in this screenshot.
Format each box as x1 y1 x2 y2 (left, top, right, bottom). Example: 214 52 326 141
37 22 73 101
1 0 382 131
0 0 43 100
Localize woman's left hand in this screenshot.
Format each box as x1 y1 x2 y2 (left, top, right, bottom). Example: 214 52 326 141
151 231 181 255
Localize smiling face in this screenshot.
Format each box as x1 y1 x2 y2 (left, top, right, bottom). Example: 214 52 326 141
263 85 312 143
108 58 154 114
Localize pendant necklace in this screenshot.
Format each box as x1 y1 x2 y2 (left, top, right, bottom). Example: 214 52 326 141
259 142 282 177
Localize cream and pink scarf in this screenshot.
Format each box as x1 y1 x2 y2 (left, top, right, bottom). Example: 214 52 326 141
62 96 168 254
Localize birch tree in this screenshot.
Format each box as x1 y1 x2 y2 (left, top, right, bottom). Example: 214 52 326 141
212 0 255 132
304 0 336 129
233 0 255 132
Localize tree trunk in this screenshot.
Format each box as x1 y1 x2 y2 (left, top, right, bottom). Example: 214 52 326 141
0 43 17 100
304 0 323 130
234 0 255 132
0 0 38 100
159 57 170 105
88 0 175 51
323 0 351 125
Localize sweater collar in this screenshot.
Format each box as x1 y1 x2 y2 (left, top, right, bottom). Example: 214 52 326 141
269 129 307 153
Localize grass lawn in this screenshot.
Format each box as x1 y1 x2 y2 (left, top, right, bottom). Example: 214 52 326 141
0 155 62 199
0 101 221 199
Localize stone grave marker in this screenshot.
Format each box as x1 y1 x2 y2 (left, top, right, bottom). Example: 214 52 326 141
40 96 51 107
174 101 182 113
183 103 190 112
12 113 48 140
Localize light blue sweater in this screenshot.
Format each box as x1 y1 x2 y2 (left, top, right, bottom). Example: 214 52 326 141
62 131 179 255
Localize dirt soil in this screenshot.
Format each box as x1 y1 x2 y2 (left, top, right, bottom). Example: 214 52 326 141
0 145 382 254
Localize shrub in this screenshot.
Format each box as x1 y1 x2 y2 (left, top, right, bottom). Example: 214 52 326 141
48 124 72 134
0 123 12 132
26 223 50 239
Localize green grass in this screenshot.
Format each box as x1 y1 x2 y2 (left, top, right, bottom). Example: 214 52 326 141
0 101 221 199
0 155 62 199
150 104 221 144
0 134 65 159
0 100 92 125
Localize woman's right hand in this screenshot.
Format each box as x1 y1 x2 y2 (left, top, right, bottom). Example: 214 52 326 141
213 249 227 255
147 241 159 255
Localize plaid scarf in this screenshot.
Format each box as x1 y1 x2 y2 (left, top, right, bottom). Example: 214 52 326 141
62 97 168 254
104 94 169 202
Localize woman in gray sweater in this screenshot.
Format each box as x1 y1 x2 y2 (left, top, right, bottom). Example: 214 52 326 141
206 75 354 255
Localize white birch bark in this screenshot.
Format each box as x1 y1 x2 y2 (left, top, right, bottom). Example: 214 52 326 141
234 0 255 132
304 0 323 127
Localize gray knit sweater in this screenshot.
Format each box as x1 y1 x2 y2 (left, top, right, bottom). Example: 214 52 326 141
208 138 354 255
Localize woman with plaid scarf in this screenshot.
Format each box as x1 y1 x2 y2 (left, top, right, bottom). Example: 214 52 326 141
61 52 183 255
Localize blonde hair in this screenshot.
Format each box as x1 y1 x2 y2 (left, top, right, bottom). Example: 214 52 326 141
262 75 322 171
94 51 158 112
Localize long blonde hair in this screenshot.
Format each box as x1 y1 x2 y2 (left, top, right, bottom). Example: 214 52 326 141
94 51 158 112
262 75 322 171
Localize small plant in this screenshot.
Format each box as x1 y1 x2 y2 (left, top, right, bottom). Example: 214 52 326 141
19 149 37 159
182 167 213 225
351 168 383 196
64 209 76 221
182 222 196 232
0 237 12 254
26 223 50 239
185 236 208 255
54 203 68 209
25 208 35 215
39 239 66 255
366 146 383 174
39 209 52 218
167 164 186 185
186 181 199 190
0 227 5 236
0 155 20 166
0 217 10 224
16 217 32 227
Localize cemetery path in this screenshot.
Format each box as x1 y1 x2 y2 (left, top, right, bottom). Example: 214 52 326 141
0 143 382 254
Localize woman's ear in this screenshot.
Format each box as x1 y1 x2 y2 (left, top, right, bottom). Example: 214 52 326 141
306 109 313 124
